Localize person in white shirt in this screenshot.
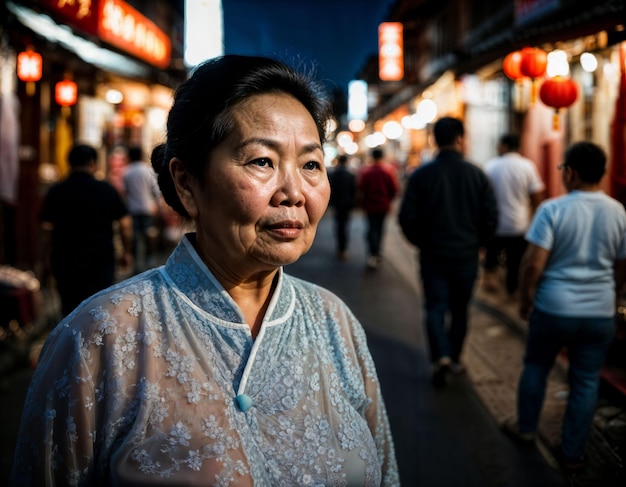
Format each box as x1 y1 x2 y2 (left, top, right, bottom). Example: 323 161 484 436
123 146 162 274
482 134 545 297
503 141 626 472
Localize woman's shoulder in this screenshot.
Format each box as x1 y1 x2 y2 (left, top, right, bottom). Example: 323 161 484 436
58 270 165 332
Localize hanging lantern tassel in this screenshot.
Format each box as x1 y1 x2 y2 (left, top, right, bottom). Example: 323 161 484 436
539 76 578 130
531 80 540 105
552 109 563 131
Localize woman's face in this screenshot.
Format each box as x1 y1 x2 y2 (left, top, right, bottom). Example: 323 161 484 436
183 92 330 277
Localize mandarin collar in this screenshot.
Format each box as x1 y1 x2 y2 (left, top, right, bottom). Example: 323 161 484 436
163 234 292 325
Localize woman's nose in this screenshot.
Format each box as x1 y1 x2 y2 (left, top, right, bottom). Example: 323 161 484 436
272 168 305 207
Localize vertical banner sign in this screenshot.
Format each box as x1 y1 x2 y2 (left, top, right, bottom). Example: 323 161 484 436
378 22 404 81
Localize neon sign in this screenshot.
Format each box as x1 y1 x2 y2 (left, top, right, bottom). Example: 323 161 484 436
39 0 171 68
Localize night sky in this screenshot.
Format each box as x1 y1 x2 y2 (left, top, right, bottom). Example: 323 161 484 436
222 0 396 95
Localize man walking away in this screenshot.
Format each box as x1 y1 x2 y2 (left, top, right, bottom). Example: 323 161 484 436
398 117 498 387
503 142 626 473
358 148 399 269
483 134 545 297
40 144 132 317
328 154 357 260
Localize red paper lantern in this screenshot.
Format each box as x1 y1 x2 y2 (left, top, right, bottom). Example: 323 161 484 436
503 51 525 81
520 47 548 78
17 47 42 96
55 80 77 107
17 49 42 82
539 76 578 130
520 47 548 104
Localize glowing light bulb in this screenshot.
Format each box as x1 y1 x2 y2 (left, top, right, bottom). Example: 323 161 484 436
580 52 598 73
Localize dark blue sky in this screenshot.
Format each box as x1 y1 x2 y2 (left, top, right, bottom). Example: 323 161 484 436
222 0 395 94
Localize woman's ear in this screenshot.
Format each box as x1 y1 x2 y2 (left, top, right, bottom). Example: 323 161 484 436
170 158 198 219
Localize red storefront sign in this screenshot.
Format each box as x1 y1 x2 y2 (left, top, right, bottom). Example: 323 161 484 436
98 0 171 69
37 0 171 69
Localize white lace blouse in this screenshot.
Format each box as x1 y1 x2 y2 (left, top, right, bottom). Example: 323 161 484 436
11 235 399 486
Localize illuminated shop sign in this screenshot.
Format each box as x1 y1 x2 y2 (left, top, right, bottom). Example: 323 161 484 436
378 22 404 82
98 0 171 69
38 0 171 68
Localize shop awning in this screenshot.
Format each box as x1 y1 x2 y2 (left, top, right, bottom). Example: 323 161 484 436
7 1 151 79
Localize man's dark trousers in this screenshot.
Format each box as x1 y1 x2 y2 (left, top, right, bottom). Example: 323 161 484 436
419 256 478 363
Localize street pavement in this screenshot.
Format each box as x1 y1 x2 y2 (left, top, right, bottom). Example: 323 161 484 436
1 207 625 486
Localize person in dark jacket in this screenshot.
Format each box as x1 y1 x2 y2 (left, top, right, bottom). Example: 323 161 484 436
328 154 357 260
358 148 399 269
398 117 498 387
40 144 133 317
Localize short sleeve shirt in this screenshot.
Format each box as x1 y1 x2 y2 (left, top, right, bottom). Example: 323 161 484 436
484 152 545 235
526 190 626 317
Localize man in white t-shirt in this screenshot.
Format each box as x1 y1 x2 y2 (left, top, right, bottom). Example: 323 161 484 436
482 134 545 297
502 142 626 472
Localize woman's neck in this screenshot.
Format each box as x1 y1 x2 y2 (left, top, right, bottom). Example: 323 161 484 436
190 233 280 339
227 274 278 339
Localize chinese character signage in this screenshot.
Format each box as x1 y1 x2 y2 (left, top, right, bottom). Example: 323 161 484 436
37 0 171 68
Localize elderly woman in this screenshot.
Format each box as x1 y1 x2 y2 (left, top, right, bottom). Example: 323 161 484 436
11 56 398 486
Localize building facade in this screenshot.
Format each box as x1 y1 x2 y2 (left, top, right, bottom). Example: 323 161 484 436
0 0 186 270
357 0 625 200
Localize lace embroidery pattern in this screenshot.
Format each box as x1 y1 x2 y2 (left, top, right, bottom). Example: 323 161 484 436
10 235 399 486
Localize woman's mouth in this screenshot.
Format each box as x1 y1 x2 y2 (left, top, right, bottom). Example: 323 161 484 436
265 220 304 239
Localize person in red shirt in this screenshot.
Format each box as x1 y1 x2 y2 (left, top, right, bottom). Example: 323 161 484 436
357 148 399 269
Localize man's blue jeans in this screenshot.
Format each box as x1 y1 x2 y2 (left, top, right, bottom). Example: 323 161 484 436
517 309 615 461
419 257 478 363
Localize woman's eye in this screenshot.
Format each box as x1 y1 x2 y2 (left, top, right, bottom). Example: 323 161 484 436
250 158 273 168
304 160 322 171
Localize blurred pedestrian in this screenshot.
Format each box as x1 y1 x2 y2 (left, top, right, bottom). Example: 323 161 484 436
328 154 357 260
482 133 545 297
106 144 128 195
12 55 398 486
398 117 498 387
123 145 162 274
39 144 132 317
503 142 626 472
358 148 399 269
